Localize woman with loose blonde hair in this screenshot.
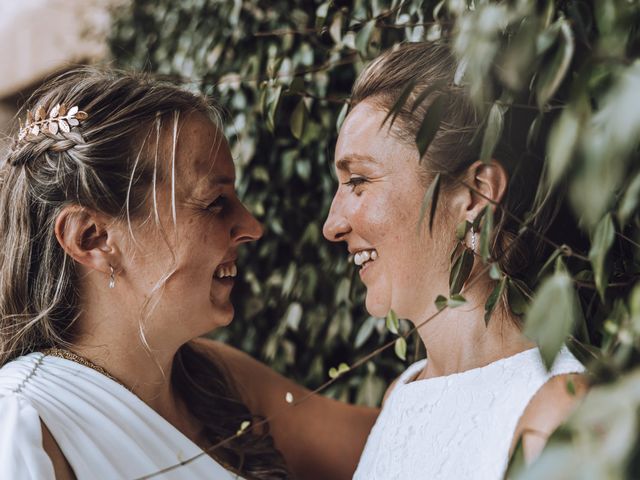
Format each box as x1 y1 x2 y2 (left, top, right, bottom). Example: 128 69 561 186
0 67 377 480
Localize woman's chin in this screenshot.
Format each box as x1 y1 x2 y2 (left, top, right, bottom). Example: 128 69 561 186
365 294 391 319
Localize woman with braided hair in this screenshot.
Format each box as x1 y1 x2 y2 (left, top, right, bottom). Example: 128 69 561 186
0 68 377 480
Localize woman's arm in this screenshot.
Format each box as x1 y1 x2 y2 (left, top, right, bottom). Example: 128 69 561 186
192 338 379 480
510 373 589 463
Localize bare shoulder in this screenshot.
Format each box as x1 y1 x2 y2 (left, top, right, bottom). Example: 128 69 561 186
40 421 76 480
512 373 589 462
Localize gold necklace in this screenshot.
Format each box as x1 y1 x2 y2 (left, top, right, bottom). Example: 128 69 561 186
42 347 130 391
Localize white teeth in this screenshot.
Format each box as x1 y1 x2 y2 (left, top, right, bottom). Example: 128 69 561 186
215 263 237 279
354 249 378 266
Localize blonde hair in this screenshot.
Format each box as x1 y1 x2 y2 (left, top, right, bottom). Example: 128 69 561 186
0 67 288 478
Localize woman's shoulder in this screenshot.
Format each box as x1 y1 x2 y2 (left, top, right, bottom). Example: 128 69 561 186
0 393 56 479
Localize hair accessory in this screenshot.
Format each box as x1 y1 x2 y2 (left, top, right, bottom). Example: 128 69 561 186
109 266 116 289
18 103 88 141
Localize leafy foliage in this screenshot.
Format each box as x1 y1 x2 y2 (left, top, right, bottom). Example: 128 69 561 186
110 0 640 475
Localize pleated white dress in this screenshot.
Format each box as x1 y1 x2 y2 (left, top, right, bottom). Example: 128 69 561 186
0 352 245 480
354 346 585 480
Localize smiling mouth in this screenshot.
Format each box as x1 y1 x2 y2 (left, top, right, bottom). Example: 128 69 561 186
214 262 237 280
352 249 378 268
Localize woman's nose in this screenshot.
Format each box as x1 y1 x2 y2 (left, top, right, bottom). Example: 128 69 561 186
232 202 264 244
323 198 351 242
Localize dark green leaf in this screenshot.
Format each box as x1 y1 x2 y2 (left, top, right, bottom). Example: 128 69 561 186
435 295 448 311
588 213 615 301
507 278 530 316
547 108 580 187
484 276 506 326
480 103 505 164
524 271 576 370
479 205 494 262
536 19 575 108
415 95 445 161
410 79 447 113
290 99 307 140
449 248 474 295
418 173 441 234
382 79 417 130
526 113 543 150
504 434 526 478
618 172 640 225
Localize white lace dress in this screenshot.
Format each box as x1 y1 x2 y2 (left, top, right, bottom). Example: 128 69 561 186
354 346 584 480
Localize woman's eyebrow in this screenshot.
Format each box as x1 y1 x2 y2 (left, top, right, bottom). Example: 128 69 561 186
336 154 378 171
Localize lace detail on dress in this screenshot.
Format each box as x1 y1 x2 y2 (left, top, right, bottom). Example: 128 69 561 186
354 346 585 480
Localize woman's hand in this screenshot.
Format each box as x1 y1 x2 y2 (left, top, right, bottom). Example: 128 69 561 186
192 338 379 480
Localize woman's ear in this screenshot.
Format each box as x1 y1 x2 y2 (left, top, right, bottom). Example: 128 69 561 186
54 206 119 274
458 159 509 223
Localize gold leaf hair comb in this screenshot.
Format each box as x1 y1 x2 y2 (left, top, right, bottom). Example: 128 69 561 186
18 103 88 141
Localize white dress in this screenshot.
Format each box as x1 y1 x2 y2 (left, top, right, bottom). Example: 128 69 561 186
0 352 245 479
354 346 585 480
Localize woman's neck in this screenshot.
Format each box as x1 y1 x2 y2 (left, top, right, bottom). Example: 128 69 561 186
412 285 535 381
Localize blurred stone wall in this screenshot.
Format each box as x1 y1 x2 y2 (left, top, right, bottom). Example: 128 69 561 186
0 0 128 156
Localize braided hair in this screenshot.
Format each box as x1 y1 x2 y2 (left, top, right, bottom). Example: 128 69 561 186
1 67 289 479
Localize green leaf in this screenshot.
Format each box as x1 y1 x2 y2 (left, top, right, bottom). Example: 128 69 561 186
526 113 543 150
386 309 399 335
479 205 494 262
236 420 251 436
290 99 307 140
618 172 640 225
410 80 447 113
435 295 448 311
524 271 576 370
547 108 580 187
450 248 474 295
484 276 506 326
266 85 283 133
382 79 417 130
480 102 505 163
394 337 407 361
328 362 350 379
355 20 375 55
455 220 471 241
354 316 377 348
418 173 441 234
336 102 349 133
489 263 501 280
588 213 615 301
504 434 526 478
448 294 467 308
507 278 529 316
315 1 330 29
536 18 575 108
415 95 445 161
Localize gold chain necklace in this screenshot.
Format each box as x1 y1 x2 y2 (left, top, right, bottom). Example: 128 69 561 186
42 347 130 391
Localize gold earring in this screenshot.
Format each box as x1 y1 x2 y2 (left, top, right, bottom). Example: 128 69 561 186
109 266 116 289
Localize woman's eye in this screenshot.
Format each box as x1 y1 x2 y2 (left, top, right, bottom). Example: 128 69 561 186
342 177 368 192
206 196 227 213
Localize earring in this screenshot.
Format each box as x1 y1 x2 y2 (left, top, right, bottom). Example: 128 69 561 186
470 228 477 252
109 266 116 289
